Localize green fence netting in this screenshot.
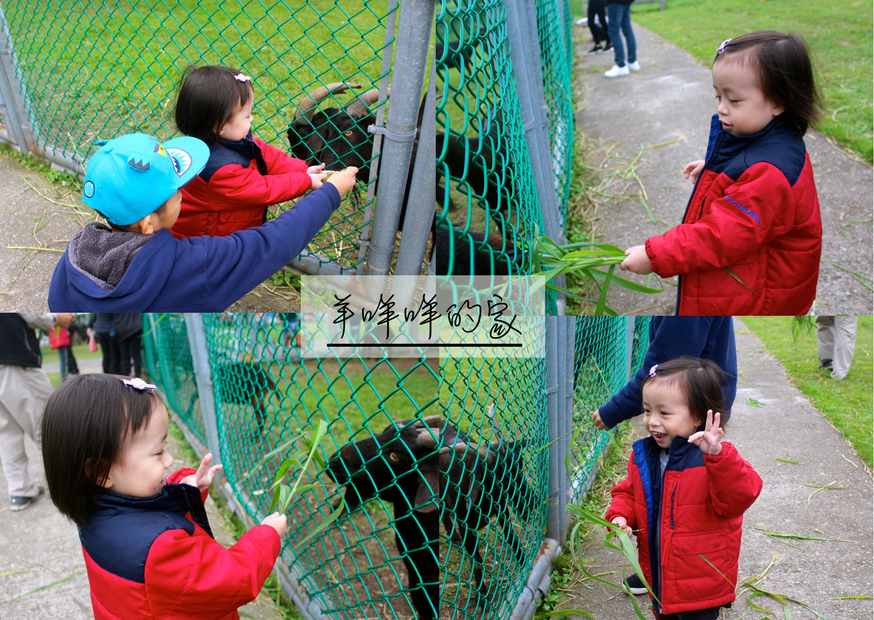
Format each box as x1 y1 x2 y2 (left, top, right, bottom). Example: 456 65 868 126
1 0 415 274
436 0 573 301
569 317 650 501
142 313 207 447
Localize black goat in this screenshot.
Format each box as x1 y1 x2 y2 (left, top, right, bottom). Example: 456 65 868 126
326 410 535 619
434 226 522 276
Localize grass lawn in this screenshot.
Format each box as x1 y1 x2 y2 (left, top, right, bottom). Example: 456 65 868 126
742 316 873 467
625 0 874 163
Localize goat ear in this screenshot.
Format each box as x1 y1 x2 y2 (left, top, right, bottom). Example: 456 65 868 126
413 471 440 514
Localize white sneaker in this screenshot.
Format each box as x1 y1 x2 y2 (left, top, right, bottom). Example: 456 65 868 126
604 64 630 78
627 60 641 72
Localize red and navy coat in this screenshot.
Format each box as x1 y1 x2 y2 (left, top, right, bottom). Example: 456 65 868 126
79 469 281 619
646 115 822 315
173 134 311 238
606 437 762 616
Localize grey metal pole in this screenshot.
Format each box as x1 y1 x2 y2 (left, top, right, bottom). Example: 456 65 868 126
503 0 567 313
391 59 435 283
183 314 223 465
554 316 570 544
625 316 637 380
545 316 562 541
0 5 29 154
364 0 435 296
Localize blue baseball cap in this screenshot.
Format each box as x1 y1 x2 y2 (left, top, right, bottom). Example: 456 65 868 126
81 133 209 226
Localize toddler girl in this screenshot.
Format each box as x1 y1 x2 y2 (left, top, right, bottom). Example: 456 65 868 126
41 374 288 619
607 357 762 620
621 31 823 315
172 64 329 238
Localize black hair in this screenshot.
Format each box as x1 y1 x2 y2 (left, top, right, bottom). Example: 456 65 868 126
640 357 727 432
93 200 169 232
41 374 162 526
174 65 254 145
714 30 823 138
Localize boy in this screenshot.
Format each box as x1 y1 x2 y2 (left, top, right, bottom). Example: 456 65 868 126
48 133 356 311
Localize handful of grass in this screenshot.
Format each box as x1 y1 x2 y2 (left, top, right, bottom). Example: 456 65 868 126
243 419 344 550
531 236 663 315
566 504 658 620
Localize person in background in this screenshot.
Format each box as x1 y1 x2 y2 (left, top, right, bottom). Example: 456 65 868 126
816 316 857 380
88 313 120 375
586 0 612 55
603 0 638 77
0 312 73 511
115 313 144 378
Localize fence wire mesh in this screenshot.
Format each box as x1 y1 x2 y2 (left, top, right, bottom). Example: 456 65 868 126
141 314 641 619
0 0 417 274
435 0 573 300
569 317 650 502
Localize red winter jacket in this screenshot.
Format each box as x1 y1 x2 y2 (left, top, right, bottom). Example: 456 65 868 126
606 437 762 616
173 135 311 238
646 115 821 315
79 468 281 619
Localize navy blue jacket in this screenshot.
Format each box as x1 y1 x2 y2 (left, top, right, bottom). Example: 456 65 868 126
48 184 340 312
598 317 736 429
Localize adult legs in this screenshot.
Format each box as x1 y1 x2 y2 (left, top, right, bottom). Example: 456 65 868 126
606 3 626 66
619 4 636 64
817 316 857 379
119 335 143 378
97 332 120 374
0 365 52 498
66 345 79 376
588 0 609 46
58 347 68 379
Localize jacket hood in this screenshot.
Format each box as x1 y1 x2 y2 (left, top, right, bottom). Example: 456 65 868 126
53 222 177 310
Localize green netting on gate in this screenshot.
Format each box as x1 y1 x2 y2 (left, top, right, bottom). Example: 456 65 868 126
534 0 574 229
569 317 650 502
439 352 549 620
141 313 207 447
1 0 399 273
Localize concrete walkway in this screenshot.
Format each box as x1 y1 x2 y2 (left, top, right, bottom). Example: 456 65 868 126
558 318 873 619
572 23 873 316
0 399 282 619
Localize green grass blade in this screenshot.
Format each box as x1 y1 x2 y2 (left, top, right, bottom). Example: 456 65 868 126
294 498 345 550
723 267 767 299
594 264 615 316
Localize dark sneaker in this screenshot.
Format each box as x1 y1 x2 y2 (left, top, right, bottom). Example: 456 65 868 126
819 359 833 370
587 45 603 54
599 42 613 53
10 487 44 512
623 572 648 595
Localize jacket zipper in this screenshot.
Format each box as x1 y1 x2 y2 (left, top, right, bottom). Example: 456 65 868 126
670 481 678 529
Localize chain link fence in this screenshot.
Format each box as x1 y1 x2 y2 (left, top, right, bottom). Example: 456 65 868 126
0 0 435 276
140 314 646 619
435 0 572 307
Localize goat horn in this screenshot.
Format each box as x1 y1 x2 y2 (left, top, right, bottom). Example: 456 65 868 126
344 87 390 119
293 82 361 122
451 442 491 460
412 415 445 429
417 431 439 448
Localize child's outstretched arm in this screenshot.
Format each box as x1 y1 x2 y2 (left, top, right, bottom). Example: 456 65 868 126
181 453 223 494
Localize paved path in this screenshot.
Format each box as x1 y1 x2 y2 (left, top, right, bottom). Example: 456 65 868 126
0 407 282 619
572 23 873 315
558 318 873 619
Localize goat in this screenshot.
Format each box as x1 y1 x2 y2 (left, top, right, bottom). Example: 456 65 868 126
433 226 522 276
325 409 535 619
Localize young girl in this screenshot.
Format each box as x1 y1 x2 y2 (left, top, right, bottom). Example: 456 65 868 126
41 374 288 619
621 31 823 315
607 357 762 620
171 64 328 238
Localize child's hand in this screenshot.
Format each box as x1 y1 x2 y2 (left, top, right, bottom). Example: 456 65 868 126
611 516 633 537
308 163 329 190
683 160 705 182
262 512 288 538
688 409 723 455
325 167 359 198
620 245 652 275
181 453 223 494
592 408 608 431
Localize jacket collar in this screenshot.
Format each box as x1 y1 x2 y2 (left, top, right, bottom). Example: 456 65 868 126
705 113 792 163
94 482 213 538
213 131 267 175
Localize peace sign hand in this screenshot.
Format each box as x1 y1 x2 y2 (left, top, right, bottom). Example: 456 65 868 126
687 409 723 456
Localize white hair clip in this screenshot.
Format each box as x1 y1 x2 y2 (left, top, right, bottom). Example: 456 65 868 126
123 377 158 394
234 73 251 82
648 364 659 378
716 38 733 55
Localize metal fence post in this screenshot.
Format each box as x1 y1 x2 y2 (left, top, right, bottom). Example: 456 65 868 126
391 59 435 295
364 0 436 294
503 0 567 313
0 4 29 154
625 316 636 380
183 314 223 465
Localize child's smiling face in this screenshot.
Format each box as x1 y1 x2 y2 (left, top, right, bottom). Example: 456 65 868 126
642 377 702 449
219 96 254 142
712 56 784 136
103 403 174 497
